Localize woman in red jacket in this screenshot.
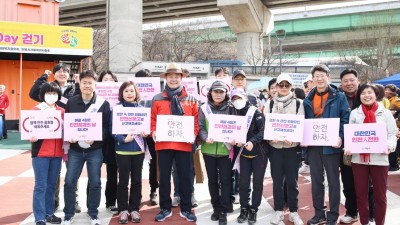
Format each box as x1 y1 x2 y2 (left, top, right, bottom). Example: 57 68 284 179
29 82 64 225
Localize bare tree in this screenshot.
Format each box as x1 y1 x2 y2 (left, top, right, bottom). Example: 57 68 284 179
142 23 236 62
334 10 400 83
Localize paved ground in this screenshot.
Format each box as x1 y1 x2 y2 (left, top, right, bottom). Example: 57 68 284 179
1 133 400 225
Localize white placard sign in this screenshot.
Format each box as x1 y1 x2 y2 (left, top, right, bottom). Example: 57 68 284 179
208 114 247 143
112 107 151 134
264 113 305 142
20 110 62 140
155 115 194 142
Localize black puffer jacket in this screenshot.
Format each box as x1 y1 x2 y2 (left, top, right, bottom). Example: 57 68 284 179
29 73 81 109
236 102 266 157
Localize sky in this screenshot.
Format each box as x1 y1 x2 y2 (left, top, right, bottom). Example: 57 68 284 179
143 0 398 30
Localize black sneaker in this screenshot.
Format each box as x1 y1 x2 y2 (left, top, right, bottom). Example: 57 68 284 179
248 208 257 224
237 207 248 223
36 221 46 225
307 215 327 225
219 212 227 225
211 211 220 221
180 211 197 222
45 214 62 224
75 201 81 213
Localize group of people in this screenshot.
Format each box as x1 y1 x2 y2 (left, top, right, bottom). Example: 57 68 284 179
27 62 398 225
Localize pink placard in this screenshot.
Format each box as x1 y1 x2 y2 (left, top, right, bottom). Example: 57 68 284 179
198 79 232 103
20 110 62 140
112 106 151 135
181 77 199 99
95 82 122 108
301 118 340 146
344 123 387 153
64 113 103 141
155 115 194 143
264 113 305 142
208 114 247 143
129 77 161 101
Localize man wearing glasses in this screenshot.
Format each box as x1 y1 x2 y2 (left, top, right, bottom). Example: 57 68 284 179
303 64 350 225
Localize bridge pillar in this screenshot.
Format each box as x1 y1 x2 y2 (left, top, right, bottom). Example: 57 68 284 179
107 0 142 74
217 0 274 63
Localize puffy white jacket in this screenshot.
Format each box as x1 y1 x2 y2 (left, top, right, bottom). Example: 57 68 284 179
349 104 398 166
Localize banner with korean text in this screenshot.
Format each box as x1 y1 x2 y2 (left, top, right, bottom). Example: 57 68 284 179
264 113 305 142
64 113 102 141
182 77 199 100
129 77 161 101
301 118 340 146
156 115 194 142
20 110 62 140
0 21 92 55
208 114 247 143
198 79 231 103
95 82 122 108
112 107 151 134
344 123 387 153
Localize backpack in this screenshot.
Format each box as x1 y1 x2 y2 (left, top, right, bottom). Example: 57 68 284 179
269 99 301 114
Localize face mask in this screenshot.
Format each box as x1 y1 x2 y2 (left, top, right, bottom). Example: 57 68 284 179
233 99 246 110
44 94 58 105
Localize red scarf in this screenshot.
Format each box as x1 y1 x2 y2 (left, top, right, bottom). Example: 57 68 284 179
361 102 378 162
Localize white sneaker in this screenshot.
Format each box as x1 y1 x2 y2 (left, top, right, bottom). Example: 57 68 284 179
233 194 240 204
62 217 74 225
339 214 358 224
270 211 284 225
172 196 180 207
289 212 304 225
106 205 119 215
298 162 310 174
90 217 101 225
191 193 198 207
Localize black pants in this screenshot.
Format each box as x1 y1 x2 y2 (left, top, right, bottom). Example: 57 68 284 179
158 150 192 212
389 139 400 168
239 154 268 211
308 147 341 222
269 146 301 212
105 163 118 207
203 154 232 213
146 137 159 193
116 153 144 212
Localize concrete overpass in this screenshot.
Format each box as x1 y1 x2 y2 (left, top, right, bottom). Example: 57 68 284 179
58 0 368 74
59 0 355 27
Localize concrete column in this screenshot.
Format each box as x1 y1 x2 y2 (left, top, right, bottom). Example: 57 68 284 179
107 0 142 74
217 0 273 64
237 32 262 63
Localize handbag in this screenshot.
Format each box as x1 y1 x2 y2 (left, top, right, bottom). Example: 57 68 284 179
343 154 352 166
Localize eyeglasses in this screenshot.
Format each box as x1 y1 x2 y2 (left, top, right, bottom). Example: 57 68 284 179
277 83 291 88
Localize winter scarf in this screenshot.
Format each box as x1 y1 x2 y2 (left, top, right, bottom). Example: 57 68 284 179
273 91 295 113
361 101 378 162
165 84 185 116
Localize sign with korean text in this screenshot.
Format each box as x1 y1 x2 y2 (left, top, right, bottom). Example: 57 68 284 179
20 110 62 140
264 113 305 142
301 118 340 146
182 77 199 99
344 123 387 153
0 21 92 56
112 107 151 135
198 79 231 103
64 113 102 141
156 115 194 142
95 82 122 108
208 115 247 143
129 77 161 101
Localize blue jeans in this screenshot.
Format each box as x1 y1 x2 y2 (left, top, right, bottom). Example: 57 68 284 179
63 148 103 219
32 157 62 222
